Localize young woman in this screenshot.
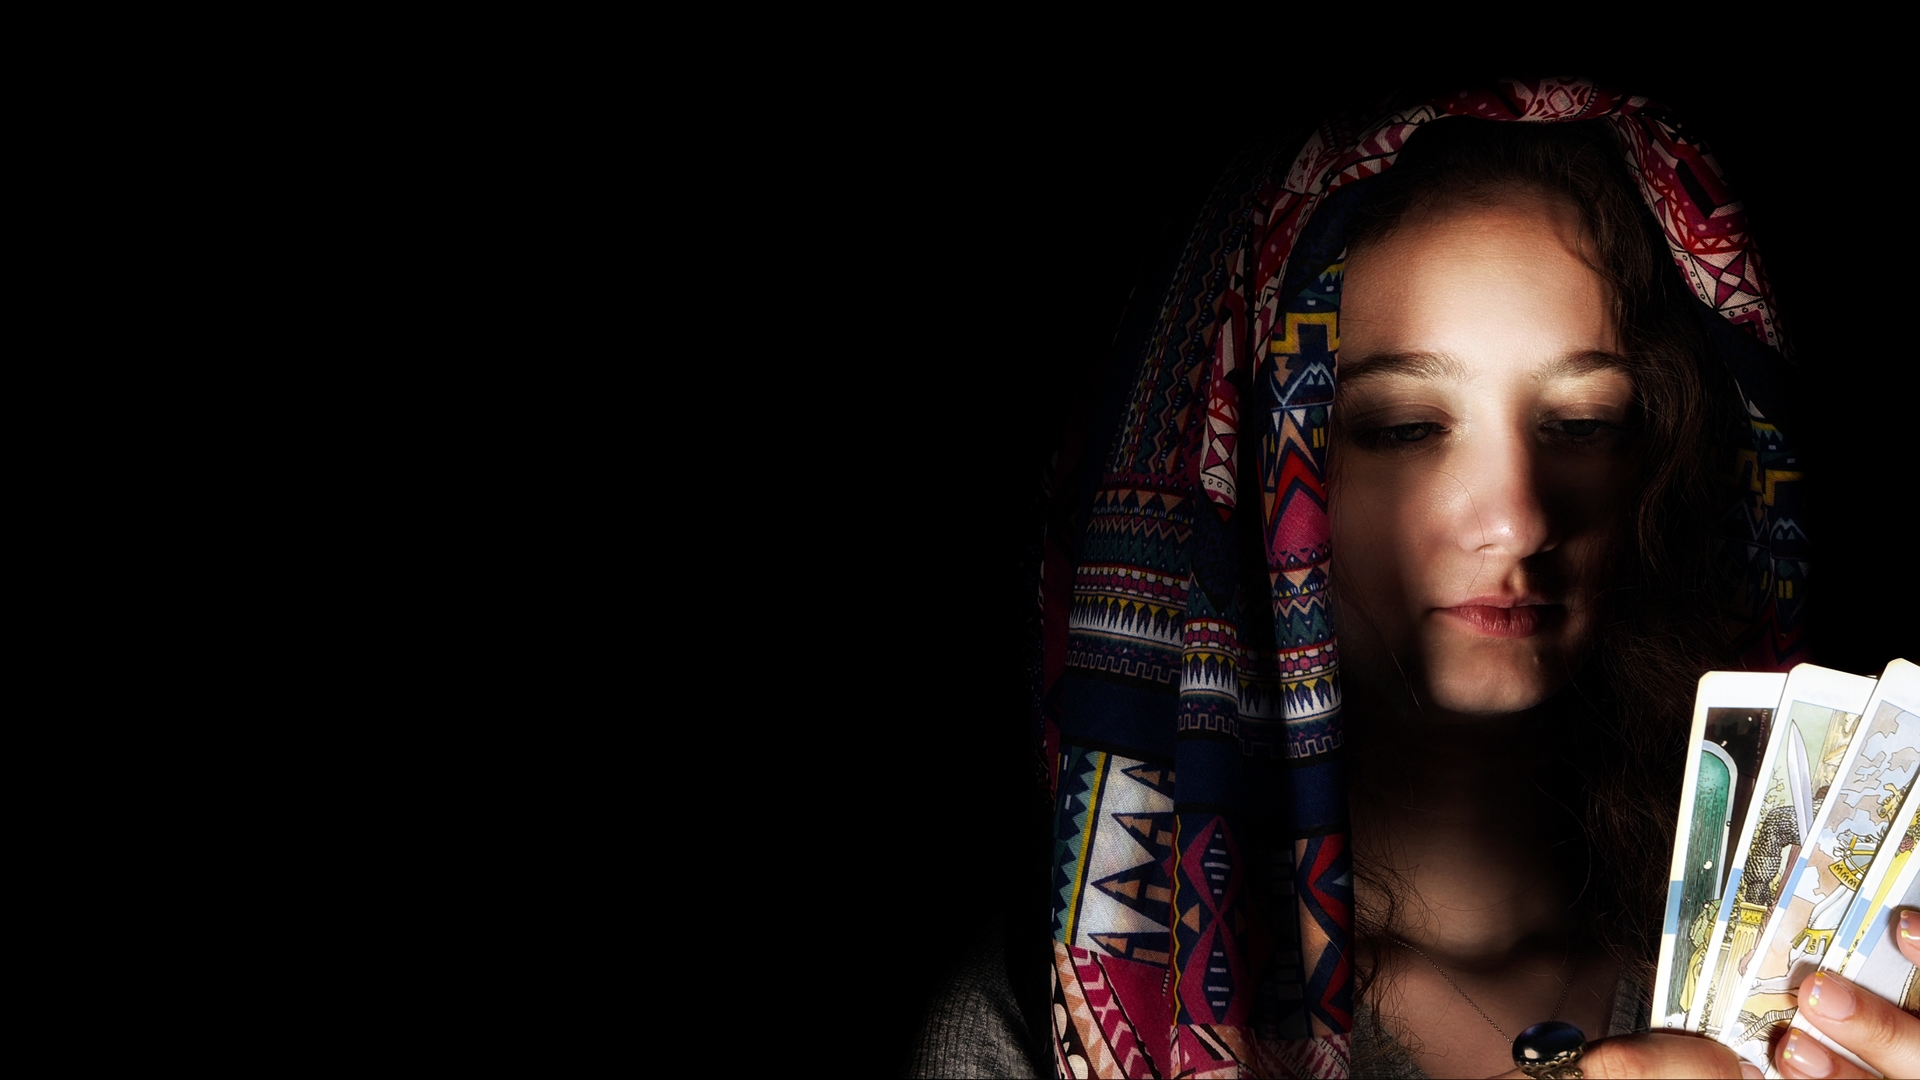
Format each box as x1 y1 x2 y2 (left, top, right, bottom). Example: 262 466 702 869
909 79 1917 1079
1324 118 1920 1079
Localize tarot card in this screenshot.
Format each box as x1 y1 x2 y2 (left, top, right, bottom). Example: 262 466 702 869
1688 664 1878 1036
1831 781 1920 970
1716 659 1919 1068
1651 671 1782 1029
1773 822 1920 1079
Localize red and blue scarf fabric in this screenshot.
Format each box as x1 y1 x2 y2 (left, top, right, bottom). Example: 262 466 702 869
1038 77 1807 1079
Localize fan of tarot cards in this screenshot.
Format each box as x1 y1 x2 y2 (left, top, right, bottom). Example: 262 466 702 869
1651 658 1919 1075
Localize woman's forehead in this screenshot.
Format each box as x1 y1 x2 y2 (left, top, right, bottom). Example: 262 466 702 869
1338 194 1618 383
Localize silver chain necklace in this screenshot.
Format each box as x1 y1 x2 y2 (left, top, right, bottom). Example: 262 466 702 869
1389 937 1575 1042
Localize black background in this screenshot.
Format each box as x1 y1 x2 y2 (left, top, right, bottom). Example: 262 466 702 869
800 61 1918 1068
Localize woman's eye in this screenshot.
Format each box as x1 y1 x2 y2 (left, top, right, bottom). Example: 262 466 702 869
1348 421 1445 449
1550 419 1606 437
1378 422 1442 443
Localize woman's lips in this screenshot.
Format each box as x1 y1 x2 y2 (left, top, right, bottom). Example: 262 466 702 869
1435 602 1565 638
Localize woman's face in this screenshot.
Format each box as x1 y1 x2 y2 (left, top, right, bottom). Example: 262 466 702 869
1331 190 1641 719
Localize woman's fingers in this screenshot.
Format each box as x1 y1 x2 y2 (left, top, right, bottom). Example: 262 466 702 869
1484 1033 1751 1077
1774 1028 1878 1079
1776 956 1920 1079
1577 1032 1748 1078
1899 909 1920 967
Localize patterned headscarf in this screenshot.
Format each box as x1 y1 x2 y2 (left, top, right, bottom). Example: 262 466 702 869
1038 77 1808 1079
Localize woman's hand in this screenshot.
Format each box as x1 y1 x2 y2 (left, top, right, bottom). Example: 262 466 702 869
1576 1033 1756 1077
1772 909 1920 1079
1486 1031 1754 1078
1484 909 1919 1079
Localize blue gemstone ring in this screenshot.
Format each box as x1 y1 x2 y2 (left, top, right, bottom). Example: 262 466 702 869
1512 1020 1586 1079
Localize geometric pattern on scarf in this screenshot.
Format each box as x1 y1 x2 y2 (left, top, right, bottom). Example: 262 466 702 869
1040 76 1809 1078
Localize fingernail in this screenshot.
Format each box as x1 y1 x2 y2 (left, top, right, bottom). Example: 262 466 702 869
1902 909 1917 942
1740 1063 1764 1079
1806 972 1855 1020
1783 1030 1834 1078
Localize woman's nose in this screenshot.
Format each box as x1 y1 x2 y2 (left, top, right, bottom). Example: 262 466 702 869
1451 430 1556 557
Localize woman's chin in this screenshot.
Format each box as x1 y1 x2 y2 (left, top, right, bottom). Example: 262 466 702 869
1348 639 1579 720
1334 609 1591 721
1417 668 1568 719
1411 617 1587 718
1413 638 1574 714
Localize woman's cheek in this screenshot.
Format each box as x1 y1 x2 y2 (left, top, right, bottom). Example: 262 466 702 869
1539 454 1639 536
1327 461 1429 661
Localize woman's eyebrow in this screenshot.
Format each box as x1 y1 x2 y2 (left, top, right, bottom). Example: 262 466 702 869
1532 349 1632 382
1334 349 1631 387
1335 350 1468 387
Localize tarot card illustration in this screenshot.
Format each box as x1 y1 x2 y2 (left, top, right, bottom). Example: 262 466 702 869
1653 672 1779 1029
1719 688 1919 1067
1839 840 1920 1018
1832 786 1920 970
1774 824 1920 1079
1689 665 1877 1036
